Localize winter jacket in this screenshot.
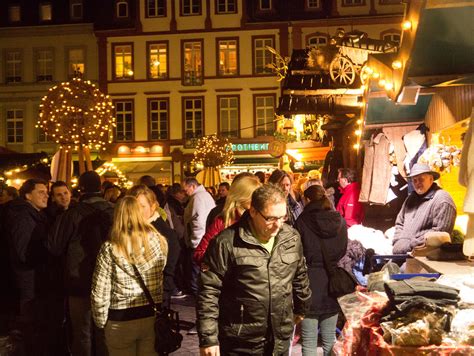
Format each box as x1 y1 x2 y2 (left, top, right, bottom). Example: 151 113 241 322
296 202 348 315
336 182 364 227
206 197 225 229
91 232 167 328
194 215 225 265
183 185 215 248
150 212 180 299
197 213 311 353
48 194 114 296
164 196 185 240
286 194 304 227
392 183 456 254
4 198 50 302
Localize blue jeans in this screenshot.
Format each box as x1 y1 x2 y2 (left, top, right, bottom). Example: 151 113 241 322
301 313 338 356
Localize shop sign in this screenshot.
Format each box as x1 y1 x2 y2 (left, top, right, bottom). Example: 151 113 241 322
232 143 269 152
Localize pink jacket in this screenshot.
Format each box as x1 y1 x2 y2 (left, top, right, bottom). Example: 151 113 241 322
336 182 364 227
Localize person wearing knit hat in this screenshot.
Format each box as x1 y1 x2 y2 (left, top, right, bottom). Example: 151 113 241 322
392 163 457 254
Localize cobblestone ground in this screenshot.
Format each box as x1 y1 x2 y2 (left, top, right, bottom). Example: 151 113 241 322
170 295 305 355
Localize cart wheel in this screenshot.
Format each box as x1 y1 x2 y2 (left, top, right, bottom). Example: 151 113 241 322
330 55 356 85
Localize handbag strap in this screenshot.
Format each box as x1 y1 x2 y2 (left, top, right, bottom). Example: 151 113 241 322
131 264 159 313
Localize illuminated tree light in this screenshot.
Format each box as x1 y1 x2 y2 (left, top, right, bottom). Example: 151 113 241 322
38 77 115 151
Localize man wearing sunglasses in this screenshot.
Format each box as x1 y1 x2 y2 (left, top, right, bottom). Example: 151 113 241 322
197 184 311 356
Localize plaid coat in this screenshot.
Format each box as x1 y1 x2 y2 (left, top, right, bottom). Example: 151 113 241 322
91 232 166 328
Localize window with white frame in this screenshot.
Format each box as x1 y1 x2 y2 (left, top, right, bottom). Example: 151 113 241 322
183 97 203 145
149 99 169 140
36 49 53 82
255 95 274 136
8 5 21 22
219 96 239 138
343 0 363 5
113 44 133 79
183 41 202 85
216 0 236 13
259 0 272 10
6 50 22 83
115 100 133 141
6 109 23 144
70 0 83 20
116 0 129 18
39 3 52 21
253 37 273 74
218 39 238 76
148 43 168 79
306 0 320 9
308 36 327 47
147 0 166 17
182 0 201 15
67 48 85 78
383 32 401 45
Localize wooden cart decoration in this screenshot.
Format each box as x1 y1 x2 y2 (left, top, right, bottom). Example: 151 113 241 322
304 29 398 86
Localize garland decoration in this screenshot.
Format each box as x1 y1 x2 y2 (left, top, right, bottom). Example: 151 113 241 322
37 77 115 151
193 135 234 168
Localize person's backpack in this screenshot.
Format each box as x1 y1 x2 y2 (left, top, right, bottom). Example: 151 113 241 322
66 201 114 294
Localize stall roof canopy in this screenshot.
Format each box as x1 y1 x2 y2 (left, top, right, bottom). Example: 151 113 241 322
111 161 171 174
408 5 474 79
365 95 432 126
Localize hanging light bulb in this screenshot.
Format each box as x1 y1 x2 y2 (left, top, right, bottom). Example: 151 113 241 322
402 20 412 30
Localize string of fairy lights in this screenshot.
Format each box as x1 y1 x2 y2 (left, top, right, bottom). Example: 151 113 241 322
192 135 234 169
95 162 134 189
37 77 116 151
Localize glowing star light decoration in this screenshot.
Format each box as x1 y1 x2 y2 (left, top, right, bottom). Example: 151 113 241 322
193 135 234 169
37 77 115 151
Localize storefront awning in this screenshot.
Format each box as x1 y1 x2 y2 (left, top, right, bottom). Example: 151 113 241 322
365 95 432 127
366 1 474 101
285 146 330 162
111 161 171 174
232 157 279 165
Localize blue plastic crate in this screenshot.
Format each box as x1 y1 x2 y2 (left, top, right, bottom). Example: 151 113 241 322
390 273 441 280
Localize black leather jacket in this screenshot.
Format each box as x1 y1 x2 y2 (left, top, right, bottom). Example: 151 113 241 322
48 194 114 295
197 213 311 353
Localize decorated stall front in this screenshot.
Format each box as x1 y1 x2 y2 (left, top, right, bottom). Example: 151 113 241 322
335 1 474 353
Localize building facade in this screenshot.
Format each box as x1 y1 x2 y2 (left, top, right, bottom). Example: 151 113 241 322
0 0 404 184
0 0 99 156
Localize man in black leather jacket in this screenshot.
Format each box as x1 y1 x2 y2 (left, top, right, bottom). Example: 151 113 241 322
197 184 311 355
48 171 113 356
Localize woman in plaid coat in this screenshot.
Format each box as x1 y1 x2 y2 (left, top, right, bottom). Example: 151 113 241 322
91 196 168 356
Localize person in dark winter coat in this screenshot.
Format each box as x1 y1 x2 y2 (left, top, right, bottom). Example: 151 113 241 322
4 179 52 355
197 184 311 355
296 185 348 356
129 184 181 308
48 171 114 356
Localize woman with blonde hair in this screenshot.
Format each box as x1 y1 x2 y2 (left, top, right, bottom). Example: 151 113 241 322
128 184 181 307
91 196 168 356
194 175 261 265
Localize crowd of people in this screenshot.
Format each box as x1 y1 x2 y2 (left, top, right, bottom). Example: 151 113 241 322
0 162 456 356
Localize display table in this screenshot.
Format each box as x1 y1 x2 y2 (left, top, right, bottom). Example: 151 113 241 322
405 256 474 275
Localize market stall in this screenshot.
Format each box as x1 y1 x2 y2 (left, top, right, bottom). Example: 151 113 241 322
335 1 474 353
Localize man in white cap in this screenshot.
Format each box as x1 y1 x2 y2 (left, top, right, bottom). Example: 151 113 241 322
392 163 457 254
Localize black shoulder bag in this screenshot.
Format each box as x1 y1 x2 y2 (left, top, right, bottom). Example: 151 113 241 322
132 265 183 355
317 235 359 299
